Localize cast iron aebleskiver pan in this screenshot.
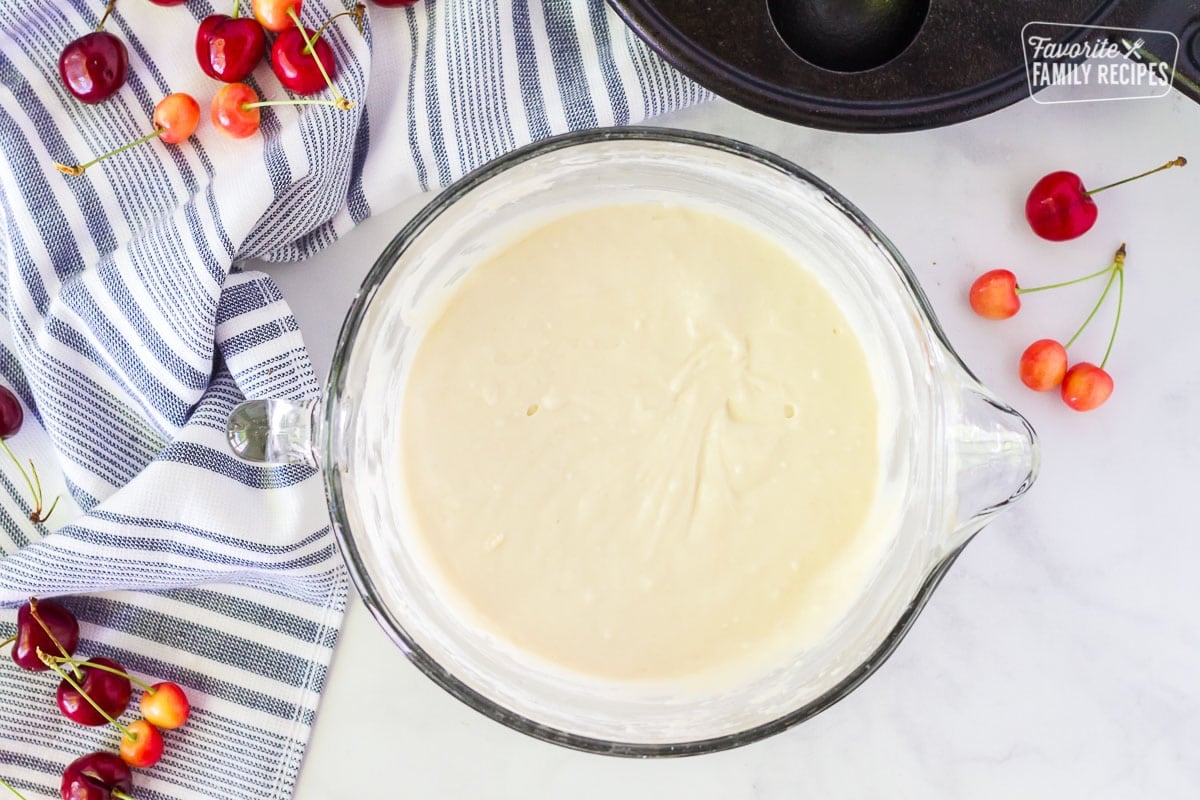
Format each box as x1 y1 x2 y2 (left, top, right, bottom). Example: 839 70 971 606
607 0 1200 132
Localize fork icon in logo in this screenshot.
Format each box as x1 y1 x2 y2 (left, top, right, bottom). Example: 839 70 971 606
1121 37 1146 58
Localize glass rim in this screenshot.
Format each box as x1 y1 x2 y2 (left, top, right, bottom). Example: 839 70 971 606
323 127 973 756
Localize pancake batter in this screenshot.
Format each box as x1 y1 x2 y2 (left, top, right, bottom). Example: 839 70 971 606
400 204 881 681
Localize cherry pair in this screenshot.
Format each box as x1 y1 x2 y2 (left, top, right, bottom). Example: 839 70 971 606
199 0 365 95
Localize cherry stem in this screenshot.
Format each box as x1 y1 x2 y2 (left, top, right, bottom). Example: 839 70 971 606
1084 157 1187 196
27 460 57 523
242 98 342 110
56 128 165 176
0 439 54 525
1101 263 1124 369
1016 264 1113 295
45 653 155 693
96 0 116 31
33 494 59 525
287 8 352 109
30 461 41 508
111 792 135 800
0 440 61 524
40 654 134 738
28 598 80 678
1064 244 1125 350
304 4 365 55
0 634 15 649
232 0 240 19
0 777 28 800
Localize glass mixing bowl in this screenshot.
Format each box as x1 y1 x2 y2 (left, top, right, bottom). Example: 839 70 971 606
227 128 1038 756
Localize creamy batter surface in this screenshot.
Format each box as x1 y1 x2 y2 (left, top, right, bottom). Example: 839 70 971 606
400 204 881 681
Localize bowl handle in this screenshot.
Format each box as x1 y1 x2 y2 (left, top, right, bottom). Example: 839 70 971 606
226 398 320 466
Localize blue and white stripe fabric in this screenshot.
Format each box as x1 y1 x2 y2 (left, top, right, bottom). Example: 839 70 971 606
0 1 705 797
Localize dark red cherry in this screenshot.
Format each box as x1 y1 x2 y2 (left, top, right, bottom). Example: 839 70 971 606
1024 171 1097 242
12 598 79 672
0 385 23 438
1025 157 1186 241
57 657 132 726
270 27 336 95
146 0 188 5
370 0 418 5
196 14 267 83
61 752 133 800
59 31 128 104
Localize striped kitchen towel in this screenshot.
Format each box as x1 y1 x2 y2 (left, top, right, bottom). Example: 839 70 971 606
0 1 707 798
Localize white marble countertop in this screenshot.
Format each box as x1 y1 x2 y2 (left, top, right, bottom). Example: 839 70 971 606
262 92 1200 798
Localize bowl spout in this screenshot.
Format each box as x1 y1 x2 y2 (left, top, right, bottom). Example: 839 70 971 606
943 375 1040 554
